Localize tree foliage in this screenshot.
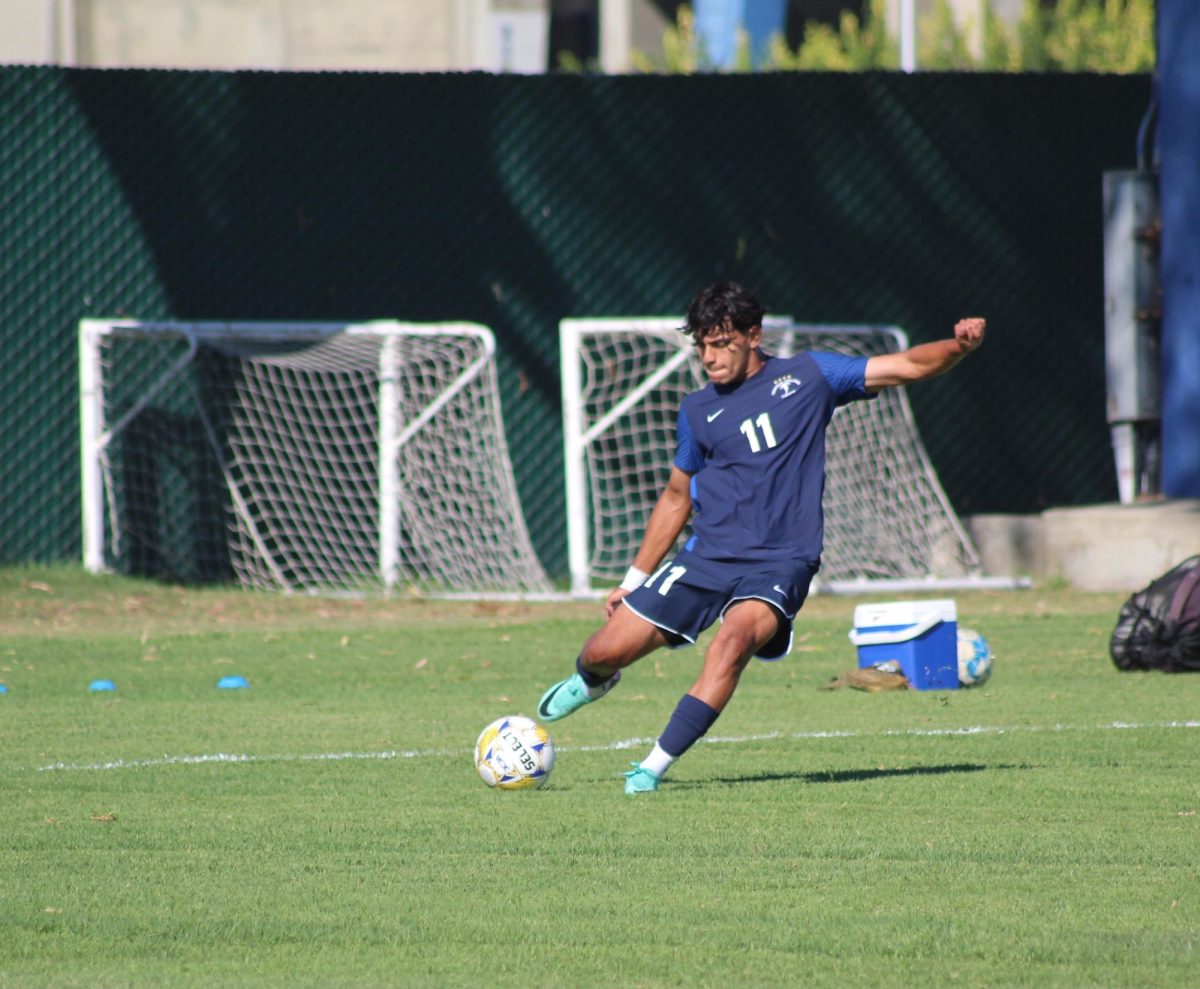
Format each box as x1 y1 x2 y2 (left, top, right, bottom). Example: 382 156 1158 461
630 0 1154 74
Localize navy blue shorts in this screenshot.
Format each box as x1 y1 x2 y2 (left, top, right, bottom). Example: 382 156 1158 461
621 548 817 660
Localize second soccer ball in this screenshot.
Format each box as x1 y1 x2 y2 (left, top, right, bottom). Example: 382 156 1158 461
957 627 994 686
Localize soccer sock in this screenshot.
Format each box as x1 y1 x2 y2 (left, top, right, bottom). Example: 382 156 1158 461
642 693 720 776
575 655 617 696
639 743 677 779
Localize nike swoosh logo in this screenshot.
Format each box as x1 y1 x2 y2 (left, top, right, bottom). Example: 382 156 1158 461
706 409 726 422
773 585 786 594
537 684 565 720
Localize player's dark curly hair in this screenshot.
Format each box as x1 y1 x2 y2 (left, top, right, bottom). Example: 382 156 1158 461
680 281 767 342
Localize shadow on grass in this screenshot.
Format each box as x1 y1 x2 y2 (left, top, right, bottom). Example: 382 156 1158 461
695 762 1028 787
567 763 1035 792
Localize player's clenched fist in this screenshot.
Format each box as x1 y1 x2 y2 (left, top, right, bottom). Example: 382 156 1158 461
954 317 986 352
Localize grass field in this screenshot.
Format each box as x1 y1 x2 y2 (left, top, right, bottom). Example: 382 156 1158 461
2 566 1197 988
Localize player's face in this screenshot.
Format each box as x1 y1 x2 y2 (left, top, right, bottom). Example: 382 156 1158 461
696 323 763 385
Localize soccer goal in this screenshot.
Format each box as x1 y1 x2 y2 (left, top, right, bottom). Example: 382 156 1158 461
79 319 551 596
561 317 991 597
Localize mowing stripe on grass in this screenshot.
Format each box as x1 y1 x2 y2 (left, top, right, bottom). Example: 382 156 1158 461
30 719 1200 773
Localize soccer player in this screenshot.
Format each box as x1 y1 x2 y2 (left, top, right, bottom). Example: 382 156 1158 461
537 281 986 793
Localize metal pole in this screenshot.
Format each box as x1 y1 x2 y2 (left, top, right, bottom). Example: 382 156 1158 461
78 321 106 572
599 0 632 74
899 0 916 72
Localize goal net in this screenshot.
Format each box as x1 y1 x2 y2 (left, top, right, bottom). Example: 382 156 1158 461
561 318 984 596
80 319 551 595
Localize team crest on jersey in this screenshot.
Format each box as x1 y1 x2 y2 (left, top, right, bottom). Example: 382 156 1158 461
772 374 802 398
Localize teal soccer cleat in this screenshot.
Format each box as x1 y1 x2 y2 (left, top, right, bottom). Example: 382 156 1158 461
623 763 661 794
536 670 621 723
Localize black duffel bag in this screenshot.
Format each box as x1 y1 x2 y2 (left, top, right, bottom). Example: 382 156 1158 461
1110 555 1200 672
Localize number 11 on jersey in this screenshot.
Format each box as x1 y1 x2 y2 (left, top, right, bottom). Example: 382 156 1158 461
739 412 777 453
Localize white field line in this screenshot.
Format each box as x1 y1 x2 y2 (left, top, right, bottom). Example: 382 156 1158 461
30 719 1200 773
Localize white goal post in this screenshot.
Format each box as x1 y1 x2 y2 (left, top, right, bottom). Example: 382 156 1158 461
562 317 1003 597
80 319 551 596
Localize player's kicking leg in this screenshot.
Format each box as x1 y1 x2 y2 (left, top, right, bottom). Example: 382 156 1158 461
536 605 667 722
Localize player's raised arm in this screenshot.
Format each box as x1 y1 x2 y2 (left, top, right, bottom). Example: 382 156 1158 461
864 317 986 391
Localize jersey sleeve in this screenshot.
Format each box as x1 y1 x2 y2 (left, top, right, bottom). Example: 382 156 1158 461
673 405 705 473
811 352 873 406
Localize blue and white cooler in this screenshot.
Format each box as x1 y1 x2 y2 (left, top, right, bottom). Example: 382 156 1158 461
848 599 959 690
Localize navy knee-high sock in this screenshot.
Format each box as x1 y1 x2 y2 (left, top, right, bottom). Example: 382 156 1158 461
637 694 721 779
658 694 720 758
575 655 614 688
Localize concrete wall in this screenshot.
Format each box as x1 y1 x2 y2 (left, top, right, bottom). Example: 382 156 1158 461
0 0 554 72
93 0 444 70
0 0 67 64
969 501 1200 592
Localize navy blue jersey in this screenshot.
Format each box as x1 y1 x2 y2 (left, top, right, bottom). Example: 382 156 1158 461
674 351 871 564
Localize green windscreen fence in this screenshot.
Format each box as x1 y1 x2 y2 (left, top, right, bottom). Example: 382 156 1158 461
0 66 1150 579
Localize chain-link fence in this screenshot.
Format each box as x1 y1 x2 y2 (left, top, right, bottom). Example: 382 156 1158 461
0 66 1150 579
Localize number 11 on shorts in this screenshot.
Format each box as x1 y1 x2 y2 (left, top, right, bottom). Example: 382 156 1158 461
644 562 687 596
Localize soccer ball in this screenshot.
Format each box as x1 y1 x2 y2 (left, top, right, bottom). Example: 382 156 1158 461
957 627 993 686
474 715 555 790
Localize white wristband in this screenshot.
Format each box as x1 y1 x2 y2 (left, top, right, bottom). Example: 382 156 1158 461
620 566 650 592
